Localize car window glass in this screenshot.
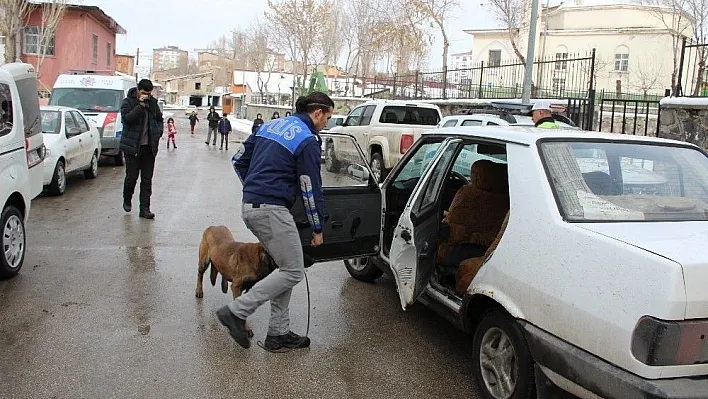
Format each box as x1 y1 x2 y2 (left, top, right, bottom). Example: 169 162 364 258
360 105 376 126
345 106 365 127
417 142 458 211
41 110 61 134
394 140 445 183
16 77 40 137
0 83 13 138
64 112 78 135
451 143 508 179
461 119 483 126
379 106 440 125
487 122 500 126
442 119 458 127
71 111 90 132
321 134 373 187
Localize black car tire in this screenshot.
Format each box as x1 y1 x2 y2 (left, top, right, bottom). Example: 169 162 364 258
472 308 536 399
84 152 99 179
48 160 66 196
344 257 383 282
370 152 388 183
0 205 25 278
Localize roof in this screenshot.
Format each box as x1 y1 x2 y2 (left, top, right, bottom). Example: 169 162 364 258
423 126 697 148
30 3 127 35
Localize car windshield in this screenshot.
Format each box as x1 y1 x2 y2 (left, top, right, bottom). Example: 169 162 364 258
379 106 440 125
325 117 343 130
49 88 123 112
541 140 708 222
41 110 61 134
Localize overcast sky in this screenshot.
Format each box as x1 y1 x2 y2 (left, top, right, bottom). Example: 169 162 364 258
83 0 502 70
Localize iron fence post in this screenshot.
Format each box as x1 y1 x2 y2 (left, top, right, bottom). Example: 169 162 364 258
587 89 596 130
393 73 397 99
415 71 420 100
442 66 448 99
677 37 687 96
478 61 485 99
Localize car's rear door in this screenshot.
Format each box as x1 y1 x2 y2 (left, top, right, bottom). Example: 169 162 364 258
389 138 462 309
291 133 382 262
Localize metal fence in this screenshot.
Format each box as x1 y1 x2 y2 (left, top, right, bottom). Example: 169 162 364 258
360 50 596 101
676 38 708 97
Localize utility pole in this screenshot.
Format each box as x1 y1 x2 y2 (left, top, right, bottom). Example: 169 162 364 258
522 0 540 103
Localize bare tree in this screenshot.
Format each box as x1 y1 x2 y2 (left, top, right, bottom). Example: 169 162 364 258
311 0 344 70
246 21 276 102
0 0 31 63
486 0 527 64
631 59 666 98
407 0 459 75
265 0 333 94
687 0 708 95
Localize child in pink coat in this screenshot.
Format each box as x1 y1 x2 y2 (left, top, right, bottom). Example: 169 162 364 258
166 117 177 149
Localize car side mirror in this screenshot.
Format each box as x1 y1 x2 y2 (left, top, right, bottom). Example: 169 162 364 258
67 127 82 136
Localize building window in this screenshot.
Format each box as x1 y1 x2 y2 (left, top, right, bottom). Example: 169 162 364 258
555 52 568 70
92 35 98 63
615 48 629 72
553 78 566 95
23 26 54 56
195 82 201 90
106 43 111 67
488 50 501 67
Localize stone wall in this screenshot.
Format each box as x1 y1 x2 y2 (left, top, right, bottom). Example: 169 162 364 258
658 98 708 148
243 104 293 120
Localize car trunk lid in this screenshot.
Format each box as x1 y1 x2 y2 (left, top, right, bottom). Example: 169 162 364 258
579 222 708 319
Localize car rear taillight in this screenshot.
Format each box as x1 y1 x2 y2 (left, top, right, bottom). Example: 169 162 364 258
103 112 118 137
631 316 708 366
400 134 414 154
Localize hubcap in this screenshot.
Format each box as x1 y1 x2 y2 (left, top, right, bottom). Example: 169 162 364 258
479 327 518 399
3 214 24 269
57 163 66 193
347 257 369 272
370 158 381 182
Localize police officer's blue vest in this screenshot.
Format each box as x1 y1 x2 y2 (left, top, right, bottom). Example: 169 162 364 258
256 116 314 154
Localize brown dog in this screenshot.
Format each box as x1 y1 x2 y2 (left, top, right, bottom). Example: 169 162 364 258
195 225 277 301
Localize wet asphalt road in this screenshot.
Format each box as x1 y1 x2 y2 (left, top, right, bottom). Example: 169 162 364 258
0 112 481 399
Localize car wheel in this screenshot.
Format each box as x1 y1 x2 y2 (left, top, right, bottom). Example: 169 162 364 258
84 152 98 179
344 257 383 282
472 309 535 399
325 143 341 172
369 152 387 183
1 205 25 278
48 160 66 196
114 151 125 166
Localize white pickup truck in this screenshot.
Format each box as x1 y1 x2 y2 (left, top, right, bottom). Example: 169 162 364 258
324 100 441 182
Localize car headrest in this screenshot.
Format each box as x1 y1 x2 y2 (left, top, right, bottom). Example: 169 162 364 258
471 160 509 194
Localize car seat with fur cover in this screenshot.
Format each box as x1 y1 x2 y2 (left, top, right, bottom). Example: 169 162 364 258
455 211 509 294
437 160 510 266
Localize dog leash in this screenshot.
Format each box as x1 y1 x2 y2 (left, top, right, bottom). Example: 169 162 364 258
256 270 311 353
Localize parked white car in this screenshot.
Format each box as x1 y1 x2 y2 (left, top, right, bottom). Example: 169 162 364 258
40 106 101 196
185 105 197 116
322 114 346 132
298 128 708 398
438 113 579 129
324 100 441 182
0 63 46 278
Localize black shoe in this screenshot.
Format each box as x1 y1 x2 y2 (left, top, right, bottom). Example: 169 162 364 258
173 145 177 148
212 142 216 146
139 210 155 219
263 331 310 352
219 147 223 150
216 306 251 348
123 200 131 213
205 141 209 145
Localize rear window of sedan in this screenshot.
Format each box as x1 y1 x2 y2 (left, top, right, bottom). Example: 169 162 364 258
540 140 708 222
41 110 61 134
379 106 440 125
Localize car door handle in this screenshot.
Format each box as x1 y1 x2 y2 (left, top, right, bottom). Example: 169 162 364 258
419 242 431 260
331 221 344 229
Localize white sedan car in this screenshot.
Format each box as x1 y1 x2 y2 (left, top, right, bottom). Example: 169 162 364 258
40 106 101 195
299 128 708 398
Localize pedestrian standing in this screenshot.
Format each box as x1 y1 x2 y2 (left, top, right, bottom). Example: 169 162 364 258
529 101 560 129
271 111 280 120
166 117 177 149
189 111 199 135
251 113 264 135
206 106 220 145
284 111 291 117
218 112 232 151
218 91 335 351
120 79 164 220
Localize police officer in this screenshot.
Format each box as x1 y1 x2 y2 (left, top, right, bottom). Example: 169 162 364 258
530 101 560 128
217 91 334 351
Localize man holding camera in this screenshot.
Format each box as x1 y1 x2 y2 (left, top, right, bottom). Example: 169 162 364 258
120 79 164 219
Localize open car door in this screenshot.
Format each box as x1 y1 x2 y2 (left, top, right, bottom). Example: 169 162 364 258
389 138 462 310
291 133 382 262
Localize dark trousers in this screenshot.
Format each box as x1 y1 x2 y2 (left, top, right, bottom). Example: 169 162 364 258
123 145 155 211
220 133 229 150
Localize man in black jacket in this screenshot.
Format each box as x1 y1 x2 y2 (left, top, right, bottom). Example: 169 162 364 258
120 79 164 219
206 106 220 145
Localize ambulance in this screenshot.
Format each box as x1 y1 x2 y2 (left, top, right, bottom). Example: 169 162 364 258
49 71 136 166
